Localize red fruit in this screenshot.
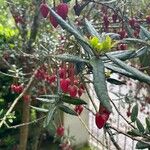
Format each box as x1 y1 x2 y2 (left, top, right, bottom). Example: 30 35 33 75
95 112 108 129
14 16 24 24
49 13 58 28
11 84 23 94
118 30 127 39
146 16 150 24
79 83 85 90
11 84 16 93
133 30 139 37
40 3 49 18
15 85 23 94
60 78 70 93
68 85 78 97
56 126 64 137
99 105 111 117
73 79 78 85
47 75 56 84
127 111 131 117
73 4 81 16
77 88 83 97
23 95 30 103
74 105 83 115
117 44 128 50
112 13 117 23
103 15 109 27
129 18 137 27
57 3 68 20
59 67 66 78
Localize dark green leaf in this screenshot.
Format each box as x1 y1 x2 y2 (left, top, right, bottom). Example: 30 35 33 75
85 19 101 40
63 0 72 3
139 26 150 40
36 98 55 103
105 63 135 78
0 109 3 116
90 57 112 112
40 95 59 98
58 105 77 116
127 129 142 137
61 94 87 105
107 78 126 85
146 117 150 133
136 141 150 149
131 104 138 122
52 54 88 63
106 54 150 84
30 106 49 113
43 107 56 127
123 38 149 46
136 118 145 133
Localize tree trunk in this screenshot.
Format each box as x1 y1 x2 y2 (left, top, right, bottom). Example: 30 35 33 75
19 100 31 150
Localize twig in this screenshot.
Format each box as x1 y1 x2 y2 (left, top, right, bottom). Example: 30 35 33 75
85 84 98 112
106 128 122 150
77 114 107 148
110 99 136 129
7 116 46 129
83 105 95 115
110 125 150 146
0 71 18 78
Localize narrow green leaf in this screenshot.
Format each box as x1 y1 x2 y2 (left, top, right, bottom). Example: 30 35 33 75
52 54 88 63
136 118 145 133
145 117 150 133
127 129 142 137
36 98 55 103
107 78 126 85
30 106 49 113
85 19 101 40
0 109 3 116
61 94 87 105
131 104 138 122
59 105 77 116
40 95 59 98
105 63 135 78
63 0 72 3
102 47 146 61
100 0 117 4
139 26 150 40
136 141 150 149
90 57 112 112
8 119 13 123
106 54 150 84
123 38 150 46
43 107 56 128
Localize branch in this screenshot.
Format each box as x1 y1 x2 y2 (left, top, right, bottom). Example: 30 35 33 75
110 99 136 129
0 68 38 128
6 116 46 129
77 114 107 148
106 128 122 150
109 125 150 146
26 0 41 53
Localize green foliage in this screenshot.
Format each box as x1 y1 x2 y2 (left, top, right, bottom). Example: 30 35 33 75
61 94 87 105
136 119 145 133
58 105 77 116
136 141 150 149
90 57 112 112
131 104 138 122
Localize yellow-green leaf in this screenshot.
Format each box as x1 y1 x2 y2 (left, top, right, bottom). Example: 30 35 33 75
89 36 99 47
